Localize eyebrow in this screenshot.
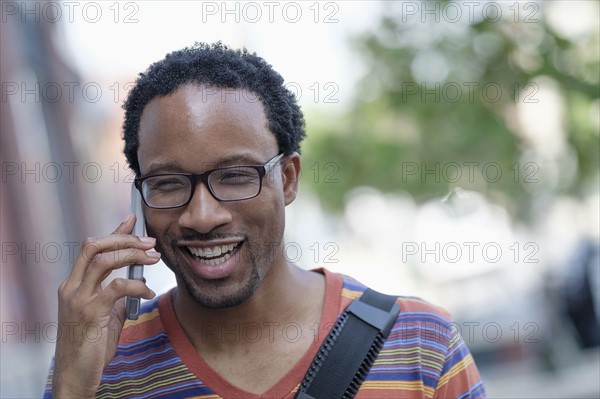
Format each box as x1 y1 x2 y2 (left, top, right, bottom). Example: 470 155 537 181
143 153 264 176
144 162 180 176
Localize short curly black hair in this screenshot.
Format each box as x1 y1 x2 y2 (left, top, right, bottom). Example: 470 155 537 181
122 42 306 176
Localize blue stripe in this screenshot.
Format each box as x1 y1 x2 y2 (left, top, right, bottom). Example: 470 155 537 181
103 357 183 381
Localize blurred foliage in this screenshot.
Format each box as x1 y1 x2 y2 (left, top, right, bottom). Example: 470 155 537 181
301 1 599 219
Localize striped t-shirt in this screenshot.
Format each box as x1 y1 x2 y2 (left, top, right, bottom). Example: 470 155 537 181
44 268 486 398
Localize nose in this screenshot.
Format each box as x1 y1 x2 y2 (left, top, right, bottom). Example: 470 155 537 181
178 181 232 233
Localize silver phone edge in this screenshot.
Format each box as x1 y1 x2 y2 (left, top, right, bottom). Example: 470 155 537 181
126 184 146 320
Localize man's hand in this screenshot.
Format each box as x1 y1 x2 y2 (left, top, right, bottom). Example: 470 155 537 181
51 214 161 398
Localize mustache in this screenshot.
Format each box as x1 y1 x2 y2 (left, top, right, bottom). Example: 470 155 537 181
171 231 245 244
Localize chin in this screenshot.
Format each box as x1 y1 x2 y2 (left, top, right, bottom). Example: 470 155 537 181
180 265 261 309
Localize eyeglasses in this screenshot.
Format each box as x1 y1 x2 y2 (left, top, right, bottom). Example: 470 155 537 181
135 153 284 209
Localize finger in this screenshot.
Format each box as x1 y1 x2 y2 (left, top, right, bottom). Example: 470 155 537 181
66 233 156 289
96 264 149 292
78 249 161 294
67 235 156 287
112 213 135 235
95 278 156 316
70 212 136 284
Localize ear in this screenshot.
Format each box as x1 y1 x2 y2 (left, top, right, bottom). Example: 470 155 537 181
282 152 301 206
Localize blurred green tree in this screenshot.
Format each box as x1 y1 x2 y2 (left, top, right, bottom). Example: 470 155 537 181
301 1 599 219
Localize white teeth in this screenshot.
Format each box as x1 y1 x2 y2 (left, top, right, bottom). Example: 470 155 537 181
206 247 221 257
206 252 232 266
187 243 239 263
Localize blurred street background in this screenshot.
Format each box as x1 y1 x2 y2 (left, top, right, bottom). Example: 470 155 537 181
1 1 598 397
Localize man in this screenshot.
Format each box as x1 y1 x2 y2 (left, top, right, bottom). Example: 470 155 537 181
45 42 486 398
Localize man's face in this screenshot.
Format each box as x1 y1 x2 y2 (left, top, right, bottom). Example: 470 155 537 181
137 84 298 308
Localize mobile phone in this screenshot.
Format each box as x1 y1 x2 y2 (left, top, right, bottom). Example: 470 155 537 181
125 183 146 320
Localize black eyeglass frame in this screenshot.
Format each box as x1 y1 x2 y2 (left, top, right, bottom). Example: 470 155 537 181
134 153 285 209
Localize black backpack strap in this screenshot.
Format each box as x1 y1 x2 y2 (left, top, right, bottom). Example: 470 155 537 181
295 288 400 399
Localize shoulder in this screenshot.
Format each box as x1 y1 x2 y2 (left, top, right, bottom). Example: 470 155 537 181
320 270 487 396
329 271 457 342
337 272 452 318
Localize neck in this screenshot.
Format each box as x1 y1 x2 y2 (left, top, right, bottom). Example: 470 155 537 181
171 259 325 352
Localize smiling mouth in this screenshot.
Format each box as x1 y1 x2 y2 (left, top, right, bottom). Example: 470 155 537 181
185 242 242 266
